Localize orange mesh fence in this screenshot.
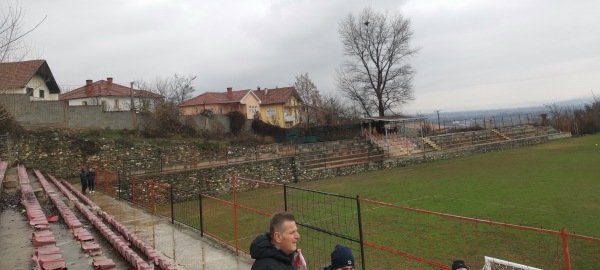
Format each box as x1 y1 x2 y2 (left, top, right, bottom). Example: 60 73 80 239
200 194 238 249
131 176 172 218
358 198 597 269
159 143 296 173
162 150 227 171
200 176 284 255
153 181 172 219
131 176 152 211
99 170 599 269
172 193 200 230
566 232 600 269
96 169 119 197
284 186 364 269
277 142 296 157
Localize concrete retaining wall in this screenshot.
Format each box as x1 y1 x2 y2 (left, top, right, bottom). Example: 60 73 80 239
0 94 232 130
0 126 564 201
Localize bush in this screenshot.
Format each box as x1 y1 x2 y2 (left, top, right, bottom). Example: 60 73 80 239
226 111 246 135
251 119 286 138
141 103 198 138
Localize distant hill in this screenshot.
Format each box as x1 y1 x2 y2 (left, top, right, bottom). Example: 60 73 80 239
418 97 595 122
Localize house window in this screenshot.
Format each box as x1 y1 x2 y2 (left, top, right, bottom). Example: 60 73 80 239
266 109 277 117
248 105 258 115
27 87 34 96
83 101 88 105
114 99 120 110
39 90 45 98
101 101 107 111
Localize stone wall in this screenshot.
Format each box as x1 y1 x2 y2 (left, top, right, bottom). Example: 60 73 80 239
0 127 561 202
137 158 296 202
139 136 554 201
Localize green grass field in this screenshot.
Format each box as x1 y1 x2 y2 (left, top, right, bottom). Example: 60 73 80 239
179 134 600 269
294 134 600 237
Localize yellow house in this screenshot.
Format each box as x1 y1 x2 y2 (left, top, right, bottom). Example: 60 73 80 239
178 87 261 119
253 87 303 128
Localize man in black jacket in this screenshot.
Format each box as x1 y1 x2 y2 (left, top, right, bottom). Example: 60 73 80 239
250 211 300 270
86 167 96 193
79 168 87 194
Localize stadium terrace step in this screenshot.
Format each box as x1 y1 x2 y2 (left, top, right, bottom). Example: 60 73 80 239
33 258 67 270
93 258 117 269
35 246 61 256
18 166 68 269
33 234 57 246
491 128 511 140
422 137 441 151
81 241 103 254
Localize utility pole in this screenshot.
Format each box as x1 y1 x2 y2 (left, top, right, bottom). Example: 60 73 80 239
435 110 441 132
130 82 135 111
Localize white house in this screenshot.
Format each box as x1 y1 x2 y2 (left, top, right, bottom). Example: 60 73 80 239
59 78 163 112
0 60 61 101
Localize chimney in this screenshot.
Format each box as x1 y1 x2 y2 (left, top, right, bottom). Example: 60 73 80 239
107 77 113 86
264 88 268 95
85 79 93 93
257 86 261 90
227 87 233 96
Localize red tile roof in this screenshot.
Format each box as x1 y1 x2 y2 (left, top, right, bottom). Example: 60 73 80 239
179 87 301 107
0 60 61 94
253 87 300 105
59 79 162 100
178 89 255 107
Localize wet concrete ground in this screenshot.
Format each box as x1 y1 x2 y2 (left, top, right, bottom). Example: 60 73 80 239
0 166 254 270
80 182 255 270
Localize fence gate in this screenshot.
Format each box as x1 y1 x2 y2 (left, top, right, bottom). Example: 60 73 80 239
284 185 365 270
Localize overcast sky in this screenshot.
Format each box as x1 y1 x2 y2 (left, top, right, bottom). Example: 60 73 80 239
16 0 600 113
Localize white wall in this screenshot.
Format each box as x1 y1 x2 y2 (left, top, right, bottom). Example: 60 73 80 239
26 75 58 101
67 96 155 112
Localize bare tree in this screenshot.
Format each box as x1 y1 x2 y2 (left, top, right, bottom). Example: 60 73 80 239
0 1 45 62
336 7 418 117
293 72 322 125
318 94 363 125
1 1 45 124
136 73 197 105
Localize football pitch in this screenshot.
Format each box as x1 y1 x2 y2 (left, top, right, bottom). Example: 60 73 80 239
192 134 600 268
295 134 600 237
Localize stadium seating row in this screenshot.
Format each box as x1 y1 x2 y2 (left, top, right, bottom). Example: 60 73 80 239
18 165 66 270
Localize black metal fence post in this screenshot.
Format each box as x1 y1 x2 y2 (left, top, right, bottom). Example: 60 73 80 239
283 184 288 212
356 195 366 270
170 184 174 224
118 172 122 200
199 193 204 237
